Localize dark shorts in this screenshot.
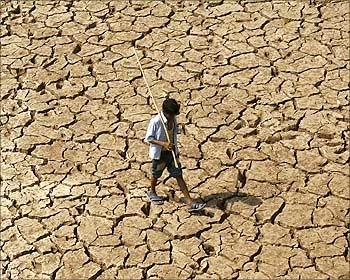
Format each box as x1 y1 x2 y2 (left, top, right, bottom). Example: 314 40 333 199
151 151 183 179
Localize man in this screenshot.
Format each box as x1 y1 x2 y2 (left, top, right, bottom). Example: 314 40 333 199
144 98 206 212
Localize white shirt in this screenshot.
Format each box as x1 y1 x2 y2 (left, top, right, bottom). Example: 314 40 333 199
144 111 179 160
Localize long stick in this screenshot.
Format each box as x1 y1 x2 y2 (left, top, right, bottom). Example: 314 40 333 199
133 47 179 168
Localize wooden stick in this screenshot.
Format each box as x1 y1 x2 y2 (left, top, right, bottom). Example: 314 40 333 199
133 47 179 168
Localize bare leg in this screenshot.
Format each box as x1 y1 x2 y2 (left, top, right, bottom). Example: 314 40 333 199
176 176 192 205
150 177 158 194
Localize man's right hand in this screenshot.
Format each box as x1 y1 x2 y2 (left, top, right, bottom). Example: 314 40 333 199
162 141 173 151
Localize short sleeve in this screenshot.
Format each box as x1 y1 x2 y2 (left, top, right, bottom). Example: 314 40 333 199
144 119 157 143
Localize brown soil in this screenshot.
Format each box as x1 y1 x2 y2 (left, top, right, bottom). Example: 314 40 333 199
1 0 349 279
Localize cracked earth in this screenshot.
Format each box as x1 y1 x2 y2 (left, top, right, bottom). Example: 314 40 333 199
1 0 349 279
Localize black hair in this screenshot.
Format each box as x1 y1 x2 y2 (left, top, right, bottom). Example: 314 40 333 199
162 98 180 115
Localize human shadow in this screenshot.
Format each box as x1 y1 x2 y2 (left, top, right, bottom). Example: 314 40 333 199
190 191 262 217
163 191 262 217
201 191 262 208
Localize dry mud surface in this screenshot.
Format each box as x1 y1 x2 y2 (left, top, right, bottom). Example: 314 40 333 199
1 0 349 279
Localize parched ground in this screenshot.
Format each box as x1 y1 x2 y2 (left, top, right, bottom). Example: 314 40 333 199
1 0 349 279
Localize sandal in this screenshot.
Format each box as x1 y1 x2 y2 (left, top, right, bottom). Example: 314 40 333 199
188 201 206 212
146 192 164 205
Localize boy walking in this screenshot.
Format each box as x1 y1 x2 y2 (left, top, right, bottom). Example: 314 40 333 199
144 98 206 212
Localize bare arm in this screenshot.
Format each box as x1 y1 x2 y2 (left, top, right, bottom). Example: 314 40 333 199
149 140 164 146
149 140 173 151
